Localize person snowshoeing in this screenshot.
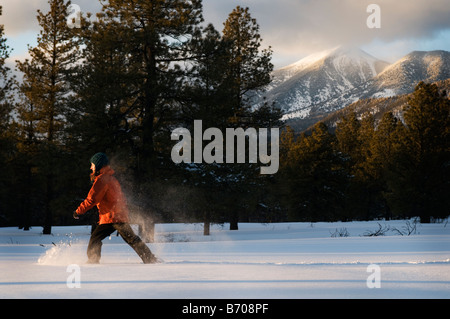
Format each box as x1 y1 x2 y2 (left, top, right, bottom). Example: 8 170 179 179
74 152 157 264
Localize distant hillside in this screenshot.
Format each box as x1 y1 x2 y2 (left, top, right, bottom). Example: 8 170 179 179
308 78 450 133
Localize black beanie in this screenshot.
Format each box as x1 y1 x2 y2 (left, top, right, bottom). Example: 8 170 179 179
90 152 109 171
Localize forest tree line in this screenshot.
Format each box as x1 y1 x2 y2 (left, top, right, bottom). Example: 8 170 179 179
277 81 449 224
0 0 448 234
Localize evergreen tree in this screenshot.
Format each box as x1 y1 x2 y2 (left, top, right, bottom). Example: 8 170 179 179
184 23 233 126
176 6 279 230
220 6 278 229
354 114 384 219
93 0 204 178
0 5 14 126
335 112 362 171
389 82 450 222
0 5 14 145
0 5 17 227
15 0 81 233
176 23 235 232
371 112 404 175
222 6 273 118
280 122 346 221
334 112 366 218
67 8 137 160
372 111 406 219
335 112 388 219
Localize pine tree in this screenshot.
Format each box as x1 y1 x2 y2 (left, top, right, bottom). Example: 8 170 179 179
222 6 273 118
67 8 136 155
220 6 277 229
0 5 15 143
280 122 346 221
0 6 14 126
370 111 406 219
15 0 81 234
0 4 13 138
176 7 279 230
372 112 405 174
390 82 450 222
175 23 235 232
335 112 362 170
355 114 384 219
94 0 204 178
404 82 449 162
0 5 17 227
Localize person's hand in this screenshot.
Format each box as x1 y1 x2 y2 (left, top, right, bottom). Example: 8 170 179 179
73 211 79 219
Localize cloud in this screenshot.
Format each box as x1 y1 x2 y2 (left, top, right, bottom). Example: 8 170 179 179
204 0 450 66
2 0 102 62
1 0 101 36
2 0 450 68
1 0 42 37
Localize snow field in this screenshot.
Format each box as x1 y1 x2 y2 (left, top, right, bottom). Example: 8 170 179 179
0 220 449 299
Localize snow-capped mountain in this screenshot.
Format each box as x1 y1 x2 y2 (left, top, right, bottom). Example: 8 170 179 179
370 50 450 97
312 50 450 116
267 47 450 131
266 46 389 119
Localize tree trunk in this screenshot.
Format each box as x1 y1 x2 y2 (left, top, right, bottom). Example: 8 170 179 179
230 211 239 230
420 214 431 224
203 211 210 236
203 221 210 236
43 174 53 235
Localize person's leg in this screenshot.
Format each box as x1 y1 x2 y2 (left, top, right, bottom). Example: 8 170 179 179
114 223 157 264
87 224 115 263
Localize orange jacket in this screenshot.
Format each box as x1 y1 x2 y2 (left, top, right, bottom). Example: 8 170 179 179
76 166 129 224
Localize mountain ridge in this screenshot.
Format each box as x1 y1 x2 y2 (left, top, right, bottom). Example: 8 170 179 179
266 46 390 121
265 47 450 131
313 78 450 134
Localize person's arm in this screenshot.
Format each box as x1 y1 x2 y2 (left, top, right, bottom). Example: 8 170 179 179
75 177 108 216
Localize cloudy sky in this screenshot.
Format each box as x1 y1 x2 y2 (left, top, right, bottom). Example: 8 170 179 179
2 0 450 69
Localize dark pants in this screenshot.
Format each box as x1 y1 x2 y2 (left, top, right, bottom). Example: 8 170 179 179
87 223 156 264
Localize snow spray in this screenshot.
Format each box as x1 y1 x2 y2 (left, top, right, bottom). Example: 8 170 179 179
38 238 87 266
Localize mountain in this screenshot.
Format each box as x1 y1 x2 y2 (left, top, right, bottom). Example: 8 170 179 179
312 50 450 115
265 46 389 119
266 48 450 131
369 50 450 96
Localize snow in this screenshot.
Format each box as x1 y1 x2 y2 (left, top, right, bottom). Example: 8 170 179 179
277 47 335 78
325 47 384 96
1 220 449 299
371 88 397 98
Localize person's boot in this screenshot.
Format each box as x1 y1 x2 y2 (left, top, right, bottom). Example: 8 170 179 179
133 239 159 263
142 252 159 264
